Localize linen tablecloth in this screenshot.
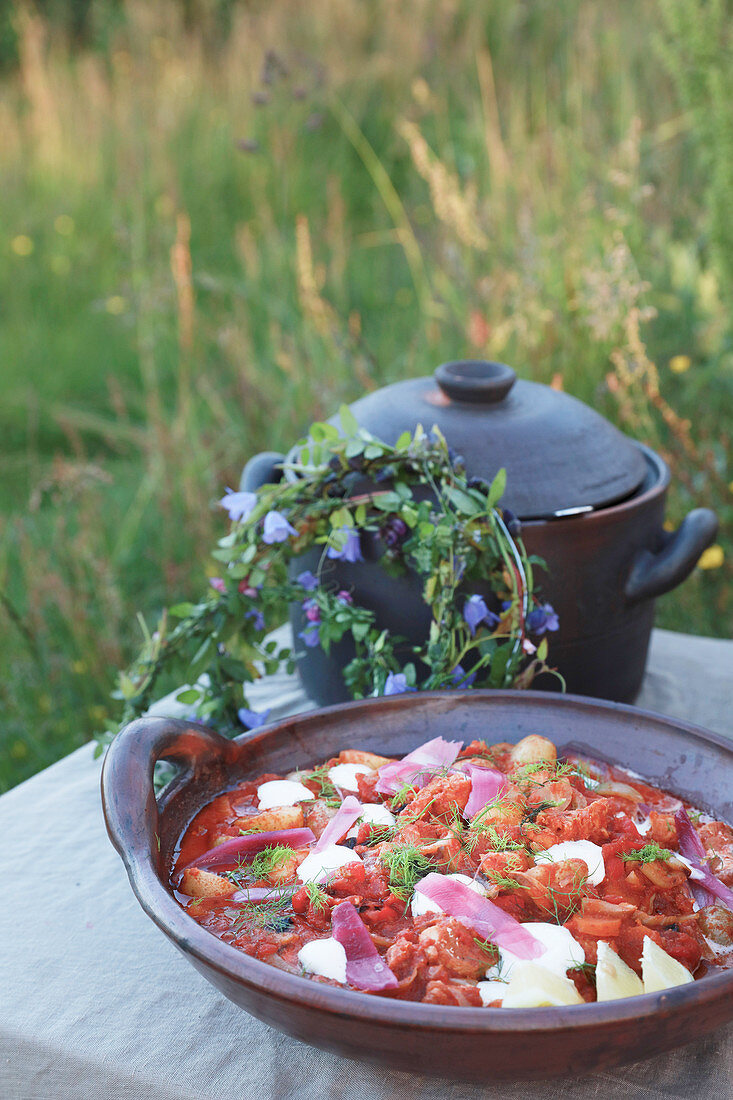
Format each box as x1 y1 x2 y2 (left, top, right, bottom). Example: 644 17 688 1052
2 628 732 1100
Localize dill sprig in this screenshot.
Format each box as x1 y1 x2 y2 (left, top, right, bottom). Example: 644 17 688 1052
230 891 294 934
304 881 329 912
622 842 672 863
223 844 294 887
297 764 342 808
380 844 439 900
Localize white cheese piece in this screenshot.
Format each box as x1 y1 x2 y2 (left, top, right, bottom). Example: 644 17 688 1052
534 839 606 886
410 873 486 918
486 921 585 983
346 803 395 839
641 936 694 993
297 843 362 884
595 940 644 1001
636 816 652 835
328 763 372 790
477 980 508 1006
256 779 315 810
501 962 584 1007
298 938 347 983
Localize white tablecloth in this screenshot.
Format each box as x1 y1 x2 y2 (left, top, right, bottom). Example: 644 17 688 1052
2 628 733 1100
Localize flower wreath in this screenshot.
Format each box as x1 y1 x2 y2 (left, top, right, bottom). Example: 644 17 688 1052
98 411 559 751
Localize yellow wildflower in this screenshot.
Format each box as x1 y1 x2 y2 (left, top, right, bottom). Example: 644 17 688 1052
54 215 74 236
669 354 691 374
106 295 127 315
697 544 724 570
11 235 34 256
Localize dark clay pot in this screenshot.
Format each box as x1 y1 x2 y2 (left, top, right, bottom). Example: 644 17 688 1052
242 362 717 705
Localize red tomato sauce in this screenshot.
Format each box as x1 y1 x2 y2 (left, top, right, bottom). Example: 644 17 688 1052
171 736 733 1005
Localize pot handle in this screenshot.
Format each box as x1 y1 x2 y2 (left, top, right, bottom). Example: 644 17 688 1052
240 451 286 493
101 716 238 869
624 508 718 603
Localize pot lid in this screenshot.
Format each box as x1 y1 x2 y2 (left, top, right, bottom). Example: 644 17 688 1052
342 360 647 519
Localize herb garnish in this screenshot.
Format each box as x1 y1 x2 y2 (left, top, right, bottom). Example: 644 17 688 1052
223 844 294 888
380 844 439 900
622 843 672 863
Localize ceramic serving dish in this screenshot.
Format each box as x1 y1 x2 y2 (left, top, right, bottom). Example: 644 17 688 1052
101 692 733 1081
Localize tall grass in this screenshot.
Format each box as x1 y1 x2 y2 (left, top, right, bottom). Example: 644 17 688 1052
0 0 730 791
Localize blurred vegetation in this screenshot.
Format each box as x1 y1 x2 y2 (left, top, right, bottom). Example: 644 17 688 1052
0 0 731 791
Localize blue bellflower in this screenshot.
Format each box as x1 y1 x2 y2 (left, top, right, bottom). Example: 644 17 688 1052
298 626 321 648
220 488 257 523
451 664 477 688
237 706 271 729
296 570 318 591
327 526 363 563
463 594 500 637
262 510 297 544
526 602 560 635
383 671 416 696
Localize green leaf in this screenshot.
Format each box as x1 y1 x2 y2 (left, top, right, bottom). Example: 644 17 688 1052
395 430 412 450
169 602 198 618
364 443 383 459
339 404 360 437
537 637 548 662
175 688 201 705
487 467 507 508
445 485 480 515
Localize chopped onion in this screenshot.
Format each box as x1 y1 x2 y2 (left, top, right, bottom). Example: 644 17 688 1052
231 886 293 903
313 796 363 852
414 873 546 959
186 827 315 870
462 764 507 819
675 808 733 910
331 900 398 991
375 736 462 795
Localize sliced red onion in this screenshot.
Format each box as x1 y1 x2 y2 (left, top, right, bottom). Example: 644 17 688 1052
675 809 733 910
313 796 363 853
231 886 294 903
186 827 315 870
375 736 463 795
462 764 507 819
331 901 398 991
414 872 545 959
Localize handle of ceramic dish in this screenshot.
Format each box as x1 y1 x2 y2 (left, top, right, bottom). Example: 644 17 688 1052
624 508 719 603
101 716 238 866
240 451 286 493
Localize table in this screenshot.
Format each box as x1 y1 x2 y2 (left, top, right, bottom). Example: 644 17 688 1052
2 628 733 1100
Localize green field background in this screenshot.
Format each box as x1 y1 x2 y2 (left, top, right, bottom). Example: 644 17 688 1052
1 0 731 790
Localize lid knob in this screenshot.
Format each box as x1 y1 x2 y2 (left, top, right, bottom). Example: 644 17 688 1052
434 360 517 404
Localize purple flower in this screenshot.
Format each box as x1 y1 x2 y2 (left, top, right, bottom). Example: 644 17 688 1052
220 488 257 523
296 570 318 591
383 671 416 696
298 626 321 648
463 594 500 637
262 510 297 543
380 516 408 549
526 602 559 635
238 706 271 729
336 590 353 604
303 598 321 623
246 608 265 631
209 577 226 593
451 664 477 688
327 526 363 563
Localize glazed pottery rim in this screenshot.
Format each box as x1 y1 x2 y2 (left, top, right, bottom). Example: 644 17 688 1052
103 689 733 1035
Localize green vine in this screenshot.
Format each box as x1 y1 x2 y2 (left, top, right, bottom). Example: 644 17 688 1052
96 411 560 751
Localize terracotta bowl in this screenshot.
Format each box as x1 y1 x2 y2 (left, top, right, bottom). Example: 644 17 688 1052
101 691 733 1081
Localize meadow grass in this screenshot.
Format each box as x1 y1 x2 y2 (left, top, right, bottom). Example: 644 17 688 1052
0 0 730 790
